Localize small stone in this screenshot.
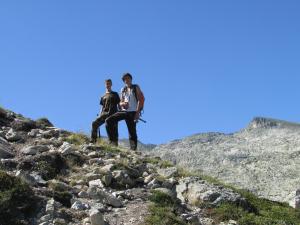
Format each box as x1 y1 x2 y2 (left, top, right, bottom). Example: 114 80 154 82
101 173 112 186
89 209 105 225
99 164 114 174
89 179 104 188
71 200 90 211
79 191 89 198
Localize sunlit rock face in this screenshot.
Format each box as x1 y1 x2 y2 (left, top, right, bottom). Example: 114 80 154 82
149 117 300 207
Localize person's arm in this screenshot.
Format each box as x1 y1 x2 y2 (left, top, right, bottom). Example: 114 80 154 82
116 92 121 111
135 85 145 119
100 96 103 105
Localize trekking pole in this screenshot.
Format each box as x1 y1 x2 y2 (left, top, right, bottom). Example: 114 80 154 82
138 118 147 123
97 114 100 138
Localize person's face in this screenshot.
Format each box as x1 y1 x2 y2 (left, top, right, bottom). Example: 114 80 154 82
105 81 112 90
123 76 132 86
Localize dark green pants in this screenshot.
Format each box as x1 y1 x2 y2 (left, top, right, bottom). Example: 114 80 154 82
105 111 137 150
91 113 116 143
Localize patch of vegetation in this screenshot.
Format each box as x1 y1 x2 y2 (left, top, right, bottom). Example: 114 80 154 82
64 153 86 167
36 117 53 128
210 194 300 225
33 153 67 180
63 132 90 146
145 190 187 225
0 170 37 225
53 191 72 208
159 160 174 168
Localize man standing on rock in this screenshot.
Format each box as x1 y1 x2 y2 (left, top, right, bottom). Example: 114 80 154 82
91 79 120 143
106 73 145 150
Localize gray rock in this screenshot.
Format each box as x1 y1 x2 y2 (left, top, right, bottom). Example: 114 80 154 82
154 187 177 198
87 187 123 207
5 128 22 142
89 209 105 225
176 177 247 207
21 145 49 155
41 129 60 139
102 173 112 187
0 143 14 159
58 142 77 155
71 200 90 210
99 164 114 174
157 167 178 178
0 158 18 170
112 170 135 187
147 178 161 189
89 179 104 188
16 170 37 186
28 129 41 137
79 191 89 199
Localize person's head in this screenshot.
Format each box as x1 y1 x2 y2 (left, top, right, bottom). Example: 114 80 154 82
122 73 133 86
105 79 112 91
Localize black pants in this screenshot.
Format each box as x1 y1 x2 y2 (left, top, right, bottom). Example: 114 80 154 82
106 111 137 150
91 113 115 142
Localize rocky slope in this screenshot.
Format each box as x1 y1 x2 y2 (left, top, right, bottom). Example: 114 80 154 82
148 117 300 207
1 107 300 225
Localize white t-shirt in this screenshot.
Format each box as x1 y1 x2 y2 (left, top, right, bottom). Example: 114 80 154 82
121 87 138 112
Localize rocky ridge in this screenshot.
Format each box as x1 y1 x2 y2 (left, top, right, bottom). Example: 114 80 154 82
148 116 300 208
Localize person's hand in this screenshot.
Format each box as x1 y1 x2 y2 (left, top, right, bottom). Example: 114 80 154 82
134 112 140 121
120 102 129 109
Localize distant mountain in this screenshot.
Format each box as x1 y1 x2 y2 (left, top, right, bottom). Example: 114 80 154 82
147 117 300 207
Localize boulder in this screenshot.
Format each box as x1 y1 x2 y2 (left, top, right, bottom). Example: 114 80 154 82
89 179 104 188
0 143 14 159
5 128 22 142
89 209 105 225
21 145 49 155
176 177 249 207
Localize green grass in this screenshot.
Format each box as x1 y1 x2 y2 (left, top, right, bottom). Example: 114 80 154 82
145 190 187 225
213 201 300 225
63 132 90 146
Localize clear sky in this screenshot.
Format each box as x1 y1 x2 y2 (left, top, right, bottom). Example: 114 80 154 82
1 1 300 144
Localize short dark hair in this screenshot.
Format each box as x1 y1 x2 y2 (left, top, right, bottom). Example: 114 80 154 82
122 73 133 81
105 79 112 83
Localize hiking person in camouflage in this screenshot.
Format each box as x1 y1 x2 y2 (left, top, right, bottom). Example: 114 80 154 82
105 73 145 150
91 79 120 143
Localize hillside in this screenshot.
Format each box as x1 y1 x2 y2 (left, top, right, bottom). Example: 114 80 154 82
1 107 300 225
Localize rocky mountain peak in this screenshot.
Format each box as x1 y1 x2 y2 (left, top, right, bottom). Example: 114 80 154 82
246 116 300 130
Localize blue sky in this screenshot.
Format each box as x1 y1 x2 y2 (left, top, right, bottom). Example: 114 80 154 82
1 1 300 144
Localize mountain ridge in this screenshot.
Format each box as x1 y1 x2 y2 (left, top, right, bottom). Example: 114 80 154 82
146 116 300 207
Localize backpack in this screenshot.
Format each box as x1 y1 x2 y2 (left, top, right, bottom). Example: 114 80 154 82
121 84 145 114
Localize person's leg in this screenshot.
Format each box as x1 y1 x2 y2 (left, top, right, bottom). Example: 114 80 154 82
125 112 138 150
91 115 107 143
105 112 127 146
